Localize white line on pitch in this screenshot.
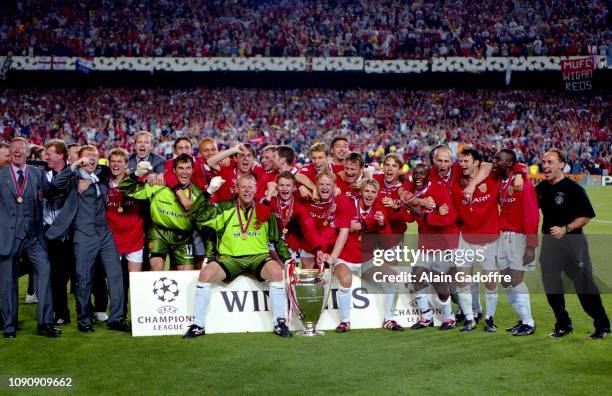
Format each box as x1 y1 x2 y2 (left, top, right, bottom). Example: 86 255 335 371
593 220 612 224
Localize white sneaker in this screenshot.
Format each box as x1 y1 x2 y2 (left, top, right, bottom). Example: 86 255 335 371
95 312 109 322
25 293 38 304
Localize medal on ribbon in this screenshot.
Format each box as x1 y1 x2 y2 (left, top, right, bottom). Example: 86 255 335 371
236 200 255 240
9 166 28 204
277 196 294 235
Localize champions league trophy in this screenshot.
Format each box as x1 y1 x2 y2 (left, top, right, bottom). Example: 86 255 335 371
284 260 334 336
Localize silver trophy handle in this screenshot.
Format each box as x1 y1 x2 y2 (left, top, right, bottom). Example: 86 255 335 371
319 261 334 321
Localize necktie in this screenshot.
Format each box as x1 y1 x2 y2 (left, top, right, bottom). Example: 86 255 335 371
17 169 24 186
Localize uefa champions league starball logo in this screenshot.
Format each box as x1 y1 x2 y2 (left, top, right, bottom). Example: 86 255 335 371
152 277 179 303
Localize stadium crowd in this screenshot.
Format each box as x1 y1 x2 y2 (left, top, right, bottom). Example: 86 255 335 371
1 0 609 59
1 88 610 174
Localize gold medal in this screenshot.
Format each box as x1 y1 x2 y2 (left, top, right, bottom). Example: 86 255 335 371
241 233 247 240
117 206 124 213
357 235 362 241
16 196 23 204
323 220 328 226
282 228 288 234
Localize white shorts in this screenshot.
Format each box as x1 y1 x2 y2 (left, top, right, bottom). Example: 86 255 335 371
334 258 376 274
497 232 536 272
457 234 498 271
413 250 455 274
121 249 144 264
193 233 205 256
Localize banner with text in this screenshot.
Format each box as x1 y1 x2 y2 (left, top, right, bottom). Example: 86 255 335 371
560 57 595 91
130 271 444 337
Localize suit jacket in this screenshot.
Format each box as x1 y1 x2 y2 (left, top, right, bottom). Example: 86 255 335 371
45 165 111 241
128 152 166 174
0 165 52 255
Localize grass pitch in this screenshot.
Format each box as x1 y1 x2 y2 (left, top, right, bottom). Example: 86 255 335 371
1 186 611 395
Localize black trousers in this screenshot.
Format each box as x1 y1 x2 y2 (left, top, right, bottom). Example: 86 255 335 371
540 234 610 330
92 258 108 313
46 237 74 320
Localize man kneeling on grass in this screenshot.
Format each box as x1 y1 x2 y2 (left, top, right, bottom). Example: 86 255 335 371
183 174 292 339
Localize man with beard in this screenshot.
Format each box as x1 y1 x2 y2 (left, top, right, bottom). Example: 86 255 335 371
537 148 610 339
406 164 458 331
493 149 538 336
184 174 292 339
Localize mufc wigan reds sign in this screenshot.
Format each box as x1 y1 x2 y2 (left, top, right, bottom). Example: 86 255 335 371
560 57 595 92
130 271 437 337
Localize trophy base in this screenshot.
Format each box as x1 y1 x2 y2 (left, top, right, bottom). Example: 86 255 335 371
296 330 325 337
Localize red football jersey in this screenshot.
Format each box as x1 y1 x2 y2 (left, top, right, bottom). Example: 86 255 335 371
453 174 501 244
499 175 539 246
335 173 361 200
339 198 391 263
106 180 145 254
373 173 411 234
301 194 354 254
413 181 459 250
271 196 320 252
430 162 462 197
252 163 278 197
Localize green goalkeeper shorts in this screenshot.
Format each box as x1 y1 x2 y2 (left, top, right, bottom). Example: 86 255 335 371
147 224 194 266
216 254 272 282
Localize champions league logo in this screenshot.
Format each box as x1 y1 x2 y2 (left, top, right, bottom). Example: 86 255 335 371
555 192 565 205
152 277 179 303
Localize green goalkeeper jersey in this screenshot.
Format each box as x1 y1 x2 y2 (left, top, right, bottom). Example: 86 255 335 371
192 194 291 261
119 174 202 231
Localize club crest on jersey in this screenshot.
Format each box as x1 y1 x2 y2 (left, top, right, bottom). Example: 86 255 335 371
507 187 514 195
555 192 565 205
253 221 261 230
478 183 487 193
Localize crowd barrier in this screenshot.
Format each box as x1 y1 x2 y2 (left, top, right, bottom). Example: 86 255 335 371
2 56 609 73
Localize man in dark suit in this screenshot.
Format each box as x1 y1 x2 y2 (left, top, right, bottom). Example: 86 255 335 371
46 145 130 333
42 139 74 324
0 137 60 338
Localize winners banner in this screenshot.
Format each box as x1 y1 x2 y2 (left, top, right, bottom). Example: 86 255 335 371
130 271 442 337
560 57 595 92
